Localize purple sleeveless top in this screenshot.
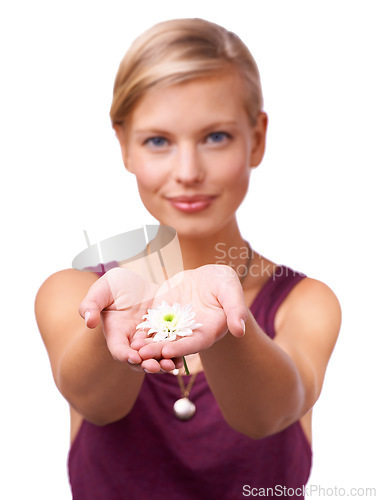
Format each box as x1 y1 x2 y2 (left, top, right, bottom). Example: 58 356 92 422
69 266 311 499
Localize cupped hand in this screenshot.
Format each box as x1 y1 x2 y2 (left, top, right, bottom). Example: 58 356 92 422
79 268 163 367
131 265 248 371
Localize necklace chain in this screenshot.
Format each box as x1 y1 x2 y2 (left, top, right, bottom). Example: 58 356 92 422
176 372 198 398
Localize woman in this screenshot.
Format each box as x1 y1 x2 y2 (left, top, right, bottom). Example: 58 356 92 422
35 18 341 499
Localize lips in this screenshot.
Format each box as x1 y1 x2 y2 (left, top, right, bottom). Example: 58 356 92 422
166 194 217 213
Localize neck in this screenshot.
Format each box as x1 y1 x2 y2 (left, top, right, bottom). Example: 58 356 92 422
176 220 248 272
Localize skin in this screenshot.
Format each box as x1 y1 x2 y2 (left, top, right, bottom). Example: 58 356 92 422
35 72 341 444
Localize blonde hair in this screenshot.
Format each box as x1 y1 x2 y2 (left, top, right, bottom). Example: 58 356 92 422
110 18 263 125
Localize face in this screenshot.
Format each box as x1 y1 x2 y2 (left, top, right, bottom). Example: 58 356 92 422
115 72 267 239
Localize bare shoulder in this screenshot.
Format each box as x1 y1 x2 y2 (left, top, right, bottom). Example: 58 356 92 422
35 269 99 367
279 277 341 328
35 269 98 324
275 276 342 375
36 268 98 298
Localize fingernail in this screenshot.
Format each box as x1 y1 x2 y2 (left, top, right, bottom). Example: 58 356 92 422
240 319 246 335
85 311 91 326
127 359 136 364
143 368 153 374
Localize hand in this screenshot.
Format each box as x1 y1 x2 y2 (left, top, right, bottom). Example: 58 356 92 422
131 265 248 372
79 268 162 367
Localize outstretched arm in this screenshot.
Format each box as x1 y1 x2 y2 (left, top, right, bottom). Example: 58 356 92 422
35 268 158 425
133 267 341 439
197 278 341 438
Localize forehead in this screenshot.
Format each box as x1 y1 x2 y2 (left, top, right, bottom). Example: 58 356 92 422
128 72 250 130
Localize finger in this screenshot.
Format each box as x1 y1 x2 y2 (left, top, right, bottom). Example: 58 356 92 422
107 337 142 364
161 334 207 359
173 357 184 369
159 358 177 372
141 359 162 373
79 275 113 328
130 336 155 350
138 340 169 360
132 329 149 341
102 318 142 363
127 361 144 372
217 279 248 338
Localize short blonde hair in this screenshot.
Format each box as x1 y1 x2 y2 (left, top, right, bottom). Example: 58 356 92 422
110 18 263 125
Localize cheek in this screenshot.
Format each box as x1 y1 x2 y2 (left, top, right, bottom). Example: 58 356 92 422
135 173 162 208
133 164 170 217
216 151 251 190
134 175 159 216
135 169 158 190
213 152 251 213
130 154 167 193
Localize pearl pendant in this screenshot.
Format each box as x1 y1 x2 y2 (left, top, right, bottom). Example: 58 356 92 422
173 397 196 420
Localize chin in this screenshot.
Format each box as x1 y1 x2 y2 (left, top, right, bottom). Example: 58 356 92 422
165 217 228 241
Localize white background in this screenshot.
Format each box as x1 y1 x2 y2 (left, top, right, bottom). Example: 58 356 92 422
1 1 377 498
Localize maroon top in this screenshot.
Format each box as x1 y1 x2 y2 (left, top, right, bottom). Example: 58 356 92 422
69 266 311 499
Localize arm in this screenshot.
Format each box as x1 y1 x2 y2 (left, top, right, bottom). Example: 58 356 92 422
135 268 341 439
35 269 146 425
199 277 341 439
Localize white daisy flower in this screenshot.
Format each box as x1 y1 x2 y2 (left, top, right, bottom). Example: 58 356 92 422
136 301 201 342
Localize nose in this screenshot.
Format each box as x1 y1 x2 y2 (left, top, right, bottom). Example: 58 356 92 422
173 143 204 185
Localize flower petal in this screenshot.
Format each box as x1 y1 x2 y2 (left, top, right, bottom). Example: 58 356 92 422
190 322 202 330
137 302 199 342
153 331 167 342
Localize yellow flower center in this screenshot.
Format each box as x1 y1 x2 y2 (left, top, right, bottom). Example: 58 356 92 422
163 313 175 322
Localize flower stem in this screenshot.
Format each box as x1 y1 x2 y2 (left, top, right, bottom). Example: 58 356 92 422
183 356 190 376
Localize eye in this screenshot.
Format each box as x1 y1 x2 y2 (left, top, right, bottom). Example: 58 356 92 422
144 136 168 148
206 131 231 144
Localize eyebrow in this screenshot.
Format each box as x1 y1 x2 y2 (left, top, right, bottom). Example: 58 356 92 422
133 120 240 136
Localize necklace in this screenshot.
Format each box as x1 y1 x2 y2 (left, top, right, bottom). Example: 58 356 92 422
172 241 253 420
173 372 198 420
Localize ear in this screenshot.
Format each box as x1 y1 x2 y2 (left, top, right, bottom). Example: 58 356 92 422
249 112 268 168
113 122 133 172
